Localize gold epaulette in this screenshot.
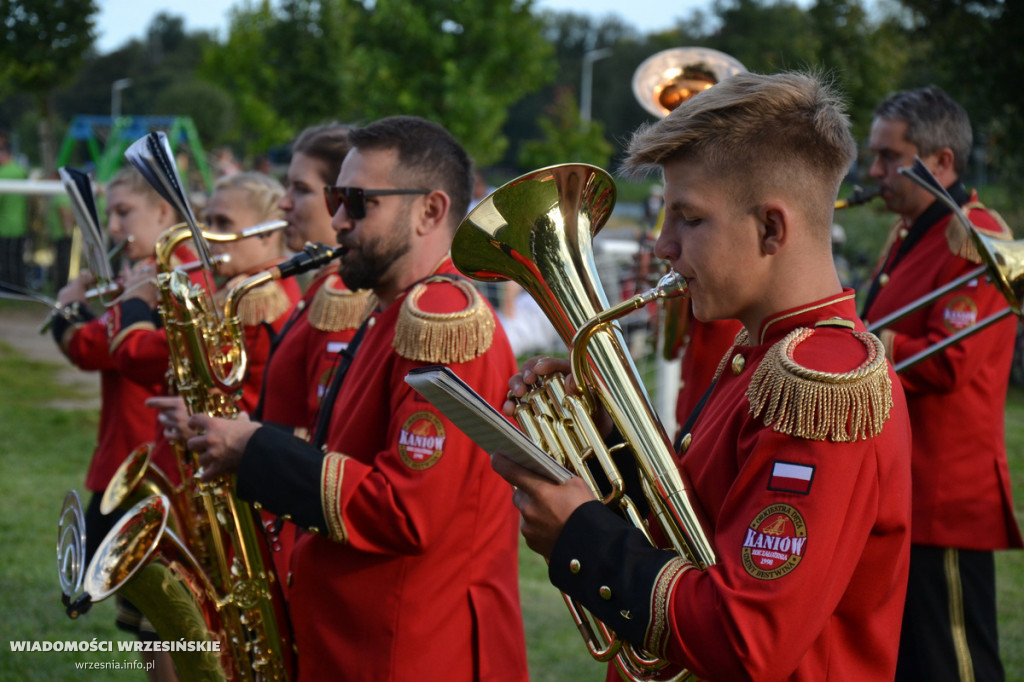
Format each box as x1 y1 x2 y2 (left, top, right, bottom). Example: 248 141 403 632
946 201 1013 263
308 275 372 332
393 277 494 364
746 327 893 442
235 280 295 327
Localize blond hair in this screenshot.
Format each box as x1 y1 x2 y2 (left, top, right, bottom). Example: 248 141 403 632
212 171 285 223
106 166 168 207
623 71 856 233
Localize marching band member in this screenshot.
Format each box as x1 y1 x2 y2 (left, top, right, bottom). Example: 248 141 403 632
863 85 1022 682
497 72 913 681
188 116 529 681
51 166 182 681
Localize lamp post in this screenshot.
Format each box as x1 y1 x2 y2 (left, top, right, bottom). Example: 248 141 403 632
111 78 133 120
580 47 613 130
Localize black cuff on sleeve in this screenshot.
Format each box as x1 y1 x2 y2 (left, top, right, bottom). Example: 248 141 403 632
118 297 157 328
549 499 676 644
237 425 328 530
50 303 95 344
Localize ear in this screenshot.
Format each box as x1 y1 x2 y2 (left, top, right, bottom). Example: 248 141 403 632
756 201 788 256
414 190 451 237
930 147 957 181
157 200 177 229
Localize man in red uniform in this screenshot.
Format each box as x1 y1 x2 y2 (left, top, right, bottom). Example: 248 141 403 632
495 71 913 681
863 85 1022 682
187 116 528 682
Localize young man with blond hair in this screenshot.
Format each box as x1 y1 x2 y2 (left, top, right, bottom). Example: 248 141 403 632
496 71 913 680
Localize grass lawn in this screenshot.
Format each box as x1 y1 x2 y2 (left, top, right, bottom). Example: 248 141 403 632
2 297 1023 680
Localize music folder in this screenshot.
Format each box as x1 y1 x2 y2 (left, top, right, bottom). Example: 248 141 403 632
404 366 572 484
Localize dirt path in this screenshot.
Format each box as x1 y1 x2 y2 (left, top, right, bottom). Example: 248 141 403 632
0 305 101 410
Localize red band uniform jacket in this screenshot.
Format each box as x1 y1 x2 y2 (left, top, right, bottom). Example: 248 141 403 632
236 259 529 682
258 267 370 433
550 292 912 681
249 265 366 596
861 187 1023 550
51 303 162 492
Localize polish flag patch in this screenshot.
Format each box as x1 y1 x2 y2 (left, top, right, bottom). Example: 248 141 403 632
768 461 815 495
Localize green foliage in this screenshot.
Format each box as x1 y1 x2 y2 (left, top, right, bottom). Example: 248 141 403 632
153 80 236 144
891 0 1024 179
201 0 555 164
199 0 295 152
0 0 98 94
518 88 614 170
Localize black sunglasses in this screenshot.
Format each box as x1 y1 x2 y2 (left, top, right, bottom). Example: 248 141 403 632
324 186 430 219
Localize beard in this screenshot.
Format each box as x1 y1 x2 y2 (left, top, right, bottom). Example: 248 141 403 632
337 215 413 292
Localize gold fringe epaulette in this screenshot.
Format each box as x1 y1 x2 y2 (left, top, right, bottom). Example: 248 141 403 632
393 277 494 364
747 328 893 442
946 201 1013 263
308 276 372 332
234 280 295 327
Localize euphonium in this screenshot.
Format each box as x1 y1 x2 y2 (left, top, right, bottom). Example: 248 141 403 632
452 164 714 681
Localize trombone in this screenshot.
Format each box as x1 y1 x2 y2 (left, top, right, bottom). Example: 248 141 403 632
865 159 1023 373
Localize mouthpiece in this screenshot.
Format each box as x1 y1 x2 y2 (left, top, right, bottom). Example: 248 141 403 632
835 185 881 209
275 242 342 280
655 270 688 299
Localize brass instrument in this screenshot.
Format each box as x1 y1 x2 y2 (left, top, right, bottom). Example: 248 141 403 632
452 163 712 681
834 185 881 210
85 242 343 681
62 131 305 681
102 219 287 526
632 47 746 119
864 159 1024 372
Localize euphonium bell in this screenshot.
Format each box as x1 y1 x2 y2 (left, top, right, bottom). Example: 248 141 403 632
452 164 713 681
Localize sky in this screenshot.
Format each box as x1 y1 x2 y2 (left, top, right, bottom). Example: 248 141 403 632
94 0 713 54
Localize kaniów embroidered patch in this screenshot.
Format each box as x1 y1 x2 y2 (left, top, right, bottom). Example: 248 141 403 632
741 504 808 580
398 411 446 470
942 295 978 333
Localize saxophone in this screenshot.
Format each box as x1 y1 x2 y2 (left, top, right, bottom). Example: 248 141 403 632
451 164 713 681
101 220 288 562
61 242 342 681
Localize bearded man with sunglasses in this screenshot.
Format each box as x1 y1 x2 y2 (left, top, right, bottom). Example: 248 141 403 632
187 116 528 682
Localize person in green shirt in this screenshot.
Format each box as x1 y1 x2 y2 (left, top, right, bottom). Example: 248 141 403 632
0 137 29 288
44 172 74 290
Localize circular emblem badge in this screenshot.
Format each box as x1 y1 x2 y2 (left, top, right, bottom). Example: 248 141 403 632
942 295 978 333
741 504 808 580
398 411 446 470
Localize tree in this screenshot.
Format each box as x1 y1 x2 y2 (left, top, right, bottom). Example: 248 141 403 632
0 0 99 171
203 0 555 165
893 0 1024 177
518 87 614 170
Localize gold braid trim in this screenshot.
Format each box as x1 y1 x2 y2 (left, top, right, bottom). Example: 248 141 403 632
308 276 372 332
234 281 294 327
747 328 893 442
710 329 748 383
393 277 495 364
945 201 1013 263
644 557 694 658
321 452 349 544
